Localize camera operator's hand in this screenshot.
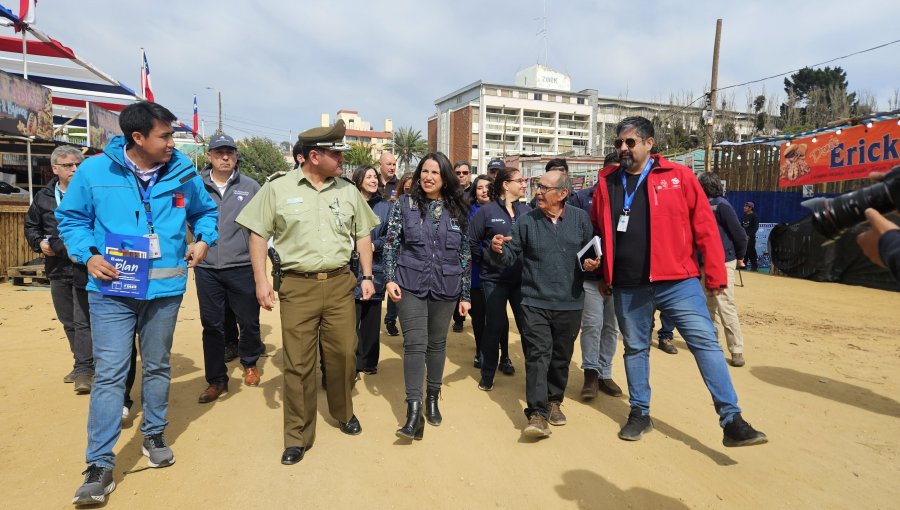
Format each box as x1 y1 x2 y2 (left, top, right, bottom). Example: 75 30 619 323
857 208 899 268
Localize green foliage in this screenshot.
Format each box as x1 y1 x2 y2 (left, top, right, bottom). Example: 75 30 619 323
386 126 428 172
783 66 853 104
344 142 377 168
781 66 866 129
236 137 292 184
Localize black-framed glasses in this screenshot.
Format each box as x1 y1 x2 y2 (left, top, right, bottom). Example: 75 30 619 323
53 162 79 169
536 184 559 193
613 137 642 149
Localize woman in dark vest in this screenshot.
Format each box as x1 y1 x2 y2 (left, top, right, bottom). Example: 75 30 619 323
467 175 493 370
351 165 392 375
384 152 471 440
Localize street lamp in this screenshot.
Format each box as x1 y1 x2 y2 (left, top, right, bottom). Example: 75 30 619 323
205 86 222 135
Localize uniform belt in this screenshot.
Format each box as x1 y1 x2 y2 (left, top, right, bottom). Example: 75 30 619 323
286 265 349 280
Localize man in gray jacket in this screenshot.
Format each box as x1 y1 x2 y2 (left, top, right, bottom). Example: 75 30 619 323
195 133 265 403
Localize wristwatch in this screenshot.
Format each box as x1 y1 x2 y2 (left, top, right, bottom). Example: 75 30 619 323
361 275 374 281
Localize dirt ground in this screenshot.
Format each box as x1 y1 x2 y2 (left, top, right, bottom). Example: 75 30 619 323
0 270 898 509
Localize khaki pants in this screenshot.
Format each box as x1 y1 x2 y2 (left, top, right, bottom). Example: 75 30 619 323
278 271 357 449
702 259 745 354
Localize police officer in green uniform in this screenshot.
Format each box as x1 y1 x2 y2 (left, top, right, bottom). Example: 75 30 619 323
236 120 379 465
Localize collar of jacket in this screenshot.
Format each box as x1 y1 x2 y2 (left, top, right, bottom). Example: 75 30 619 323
102 136 196 183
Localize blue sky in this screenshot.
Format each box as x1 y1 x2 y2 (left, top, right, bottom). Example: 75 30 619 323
5 0 899 142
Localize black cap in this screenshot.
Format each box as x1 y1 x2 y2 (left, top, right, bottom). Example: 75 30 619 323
208 133 237 151
487 158 506 171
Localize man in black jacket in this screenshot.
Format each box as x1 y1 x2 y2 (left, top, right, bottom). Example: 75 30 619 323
24 145 93 392
741 202 759 271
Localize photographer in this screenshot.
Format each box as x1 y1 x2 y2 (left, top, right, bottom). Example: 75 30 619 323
857 208 900 281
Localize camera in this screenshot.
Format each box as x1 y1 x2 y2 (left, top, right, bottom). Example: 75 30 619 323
801 166 900 239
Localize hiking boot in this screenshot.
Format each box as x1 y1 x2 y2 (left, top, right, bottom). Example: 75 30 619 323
73 374 92 394
618 408 652 441
658 338 678 354
581 369 599 400
385 321 400 336
142 433 175 468
72 464 115 506
723 413 768 447
548 402 566 426
498 357 515 375
523 414 552 438
730 353 746 367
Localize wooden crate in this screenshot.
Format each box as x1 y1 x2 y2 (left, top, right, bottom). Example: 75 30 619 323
0 204 33 280
6 264 49 286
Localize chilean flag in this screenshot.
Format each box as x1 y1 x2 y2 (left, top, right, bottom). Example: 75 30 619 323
15 0 36 32
192 95 199 136
141 49 155 102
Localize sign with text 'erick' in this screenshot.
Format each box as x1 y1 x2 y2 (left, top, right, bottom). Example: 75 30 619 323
778 118 899 187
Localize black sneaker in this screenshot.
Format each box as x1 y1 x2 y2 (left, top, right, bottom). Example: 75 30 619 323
385 322 400 336
452 320 464 332
473 356 482 369
498 357 515 375
723 413 768 447
618 408 653 441
224 344 239 363
477 378 494 391
72 464 115 506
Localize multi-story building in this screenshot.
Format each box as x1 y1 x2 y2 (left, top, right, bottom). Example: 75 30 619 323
321 110 393 160
429 65 756 173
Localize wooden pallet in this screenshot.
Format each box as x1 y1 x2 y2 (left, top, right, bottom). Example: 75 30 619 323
6 265 49 286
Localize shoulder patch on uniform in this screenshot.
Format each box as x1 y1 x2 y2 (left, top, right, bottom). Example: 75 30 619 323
266 171 287 182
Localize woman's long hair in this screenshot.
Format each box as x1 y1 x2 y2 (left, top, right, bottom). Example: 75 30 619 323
410 152 469 230
491 166 520 201
469 175 493 205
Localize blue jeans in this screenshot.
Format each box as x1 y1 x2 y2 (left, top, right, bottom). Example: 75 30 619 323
86 292 183 468
580 280 619 379
613 278 741 426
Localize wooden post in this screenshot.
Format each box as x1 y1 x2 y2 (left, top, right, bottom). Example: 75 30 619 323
704 19 723 173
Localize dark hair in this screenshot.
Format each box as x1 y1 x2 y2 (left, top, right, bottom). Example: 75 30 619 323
545 158 568 172
697 171 724 197
615 116 655 139
469 175 493 205
292 138 303 169
395 171 415 198
411 152 469 230
351 165 378 192
603 151 620 167
119 101 176 146
453 160 471 171
491 166 521 200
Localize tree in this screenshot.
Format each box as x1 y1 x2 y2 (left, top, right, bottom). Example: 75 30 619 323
343 142 377 168
236 136 292 184
784 66 854 105
386 126 428 172
781 66 864 128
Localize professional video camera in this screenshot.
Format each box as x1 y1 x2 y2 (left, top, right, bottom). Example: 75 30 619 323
800 166 900 239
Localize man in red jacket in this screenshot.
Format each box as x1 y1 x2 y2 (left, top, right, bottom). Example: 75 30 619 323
590 116 766 447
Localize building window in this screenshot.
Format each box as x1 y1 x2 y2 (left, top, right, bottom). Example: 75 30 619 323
577 97 585 105
533 93 542 101
501 89 512 98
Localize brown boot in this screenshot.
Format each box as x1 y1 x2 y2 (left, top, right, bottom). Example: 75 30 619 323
580 369 599 400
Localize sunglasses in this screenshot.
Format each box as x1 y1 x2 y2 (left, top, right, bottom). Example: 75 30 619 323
455 171 470 176
613 137 642 149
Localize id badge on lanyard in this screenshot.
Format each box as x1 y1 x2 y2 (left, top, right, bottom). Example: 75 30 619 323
618 159 652 233
139 173 162 259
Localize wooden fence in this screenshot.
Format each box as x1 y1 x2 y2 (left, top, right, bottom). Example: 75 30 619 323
0 204 35 280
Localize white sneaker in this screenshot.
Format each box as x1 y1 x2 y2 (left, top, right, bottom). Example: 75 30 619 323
121 406 129 422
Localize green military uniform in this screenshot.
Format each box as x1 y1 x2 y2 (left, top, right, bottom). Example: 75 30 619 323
236 120 378 451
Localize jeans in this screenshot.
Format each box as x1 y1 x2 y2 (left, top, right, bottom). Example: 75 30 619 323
195 266 264 386
49 279 94 376
520 306 582 419
579 280 619 379
396 294 456 402
356 299 383 371
86 292 183 468
480 280 524 384
613 278 741 426
384 298 398 326
657 313 675 340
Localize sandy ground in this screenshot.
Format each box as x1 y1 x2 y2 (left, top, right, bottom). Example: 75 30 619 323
0 270 898 509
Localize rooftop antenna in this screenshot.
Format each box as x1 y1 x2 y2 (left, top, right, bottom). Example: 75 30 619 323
534 0 548 66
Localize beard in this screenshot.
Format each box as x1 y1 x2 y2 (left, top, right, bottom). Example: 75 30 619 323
619 153 635 171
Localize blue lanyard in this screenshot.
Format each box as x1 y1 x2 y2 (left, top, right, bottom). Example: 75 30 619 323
621 158 653 213
54 185 64 206
139 173 159 233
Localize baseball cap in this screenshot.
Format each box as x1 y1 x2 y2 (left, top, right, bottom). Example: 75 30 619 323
487 158 506 171
208 133 237 151
744 202 754 209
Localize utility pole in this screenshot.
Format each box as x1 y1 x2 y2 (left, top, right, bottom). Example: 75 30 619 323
206 87 223 134
704 18 722 173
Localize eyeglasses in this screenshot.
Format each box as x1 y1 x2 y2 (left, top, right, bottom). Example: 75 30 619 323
508 178 527 184
536 184 560 193
455 171 470 176
53 162 79 169
613 137 643 149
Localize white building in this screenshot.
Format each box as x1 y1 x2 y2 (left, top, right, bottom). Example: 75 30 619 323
321 110 393 160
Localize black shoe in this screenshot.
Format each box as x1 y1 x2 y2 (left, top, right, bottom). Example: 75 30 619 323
360 367 378 375
224 344 239 363
498 357 515 375
424 388 442 426
473 355 482 369
396 401 425 440
658 338 678 354
385 321 400 336
339 415 362 435
281 446 306 465
452 321 464 332
723 413 768 447
618 408 653 441
477 378 494 391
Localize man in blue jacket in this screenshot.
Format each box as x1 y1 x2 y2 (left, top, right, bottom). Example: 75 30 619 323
57 102 218 506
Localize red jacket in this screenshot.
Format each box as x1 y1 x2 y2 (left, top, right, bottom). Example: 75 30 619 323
590 155 727 289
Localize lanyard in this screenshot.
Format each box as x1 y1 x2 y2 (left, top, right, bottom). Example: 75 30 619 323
621 158 653 214
54 184 64 206
138 173 159 233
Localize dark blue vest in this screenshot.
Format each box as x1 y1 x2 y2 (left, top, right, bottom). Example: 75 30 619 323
396 197 463 301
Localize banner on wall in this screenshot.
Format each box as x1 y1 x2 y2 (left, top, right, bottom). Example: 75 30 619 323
755 222 777 270
0 69 53 139
778 118 899 187
87 102 122 150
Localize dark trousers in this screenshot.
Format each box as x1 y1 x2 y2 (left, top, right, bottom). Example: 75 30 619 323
384 298 398 326
195 266 264 386
520 306 582 419
223 304 239 349
355 299 383 371
469 287 486 360
452 300 465 325
480 280 524 383
49 279 94 376
397 294 456 402
744 237 758 270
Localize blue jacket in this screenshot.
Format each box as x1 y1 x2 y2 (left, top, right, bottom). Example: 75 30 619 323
56 136 219 299
709 196 748 263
